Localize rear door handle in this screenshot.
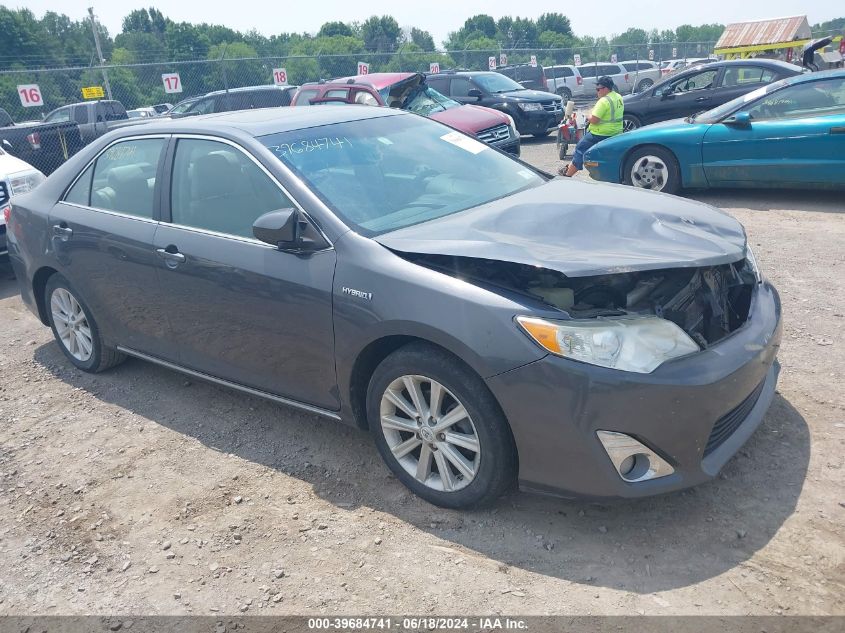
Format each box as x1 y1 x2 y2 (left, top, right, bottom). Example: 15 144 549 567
52 224 73 240
831 127 845 134
156 247 186 267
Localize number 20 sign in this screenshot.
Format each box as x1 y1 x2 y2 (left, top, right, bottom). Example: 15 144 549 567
162 73 183 94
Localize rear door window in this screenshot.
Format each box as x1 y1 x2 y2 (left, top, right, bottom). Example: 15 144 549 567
293 89 320 106
450 78 473 97
426 77 449 93
64 164 94 206
89 138 165 218
721 66 778 87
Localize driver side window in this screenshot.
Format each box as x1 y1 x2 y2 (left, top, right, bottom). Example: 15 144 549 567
746 78 845 121
670 69 718 94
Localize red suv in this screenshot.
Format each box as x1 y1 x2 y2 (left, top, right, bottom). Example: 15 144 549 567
291 73 520 155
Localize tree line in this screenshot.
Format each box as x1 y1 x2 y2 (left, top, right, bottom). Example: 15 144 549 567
0 6 841 117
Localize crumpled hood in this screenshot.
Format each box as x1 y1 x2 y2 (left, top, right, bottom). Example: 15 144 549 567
430 104 509 133
374 179 747 278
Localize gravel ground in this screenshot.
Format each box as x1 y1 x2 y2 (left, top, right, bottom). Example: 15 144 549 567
0 137 843 616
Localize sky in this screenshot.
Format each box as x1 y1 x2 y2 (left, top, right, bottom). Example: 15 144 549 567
12 1 845 48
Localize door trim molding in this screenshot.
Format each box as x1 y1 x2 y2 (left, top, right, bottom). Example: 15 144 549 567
116 346 342 421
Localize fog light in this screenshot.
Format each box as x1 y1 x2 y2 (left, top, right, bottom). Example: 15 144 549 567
596 431 674 483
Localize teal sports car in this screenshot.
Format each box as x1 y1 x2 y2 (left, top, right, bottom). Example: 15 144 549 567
584 69 845 194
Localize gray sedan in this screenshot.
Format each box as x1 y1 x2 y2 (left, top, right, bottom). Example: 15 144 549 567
6 107 781 508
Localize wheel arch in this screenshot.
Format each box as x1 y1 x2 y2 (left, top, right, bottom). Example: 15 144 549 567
32 265 60 326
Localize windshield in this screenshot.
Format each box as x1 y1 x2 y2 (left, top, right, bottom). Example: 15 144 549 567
169 99 199 114
404 86 460 115
260 115 545 236
474 73 524 93
693 79 788 123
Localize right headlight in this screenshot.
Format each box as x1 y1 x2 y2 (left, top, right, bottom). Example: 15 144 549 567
516 315 700 373
745 244 762 283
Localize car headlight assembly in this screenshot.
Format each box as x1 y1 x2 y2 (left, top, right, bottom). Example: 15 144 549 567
9 171 45 196
516 315 700 373
745 244 762 283
517 102 543 112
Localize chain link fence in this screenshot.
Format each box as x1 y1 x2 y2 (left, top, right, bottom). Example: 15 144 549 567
1 42 717 173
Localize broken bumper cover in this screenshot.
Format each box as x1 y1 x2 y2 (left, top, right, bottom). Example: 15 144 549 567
486 280 782 499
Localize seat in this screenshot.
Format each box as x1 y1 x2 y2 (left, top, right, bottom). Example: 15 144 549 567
107 164 154 217
185 151 257 237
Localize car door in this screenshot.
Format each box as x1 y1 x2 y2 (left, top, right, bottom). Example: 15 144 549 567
152 135 338 409
51 135 173 356
654 67 721 121
702 76 845 186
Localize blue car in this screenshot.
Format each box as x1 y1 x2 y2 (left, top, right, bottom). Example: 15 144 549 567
584 69 845 194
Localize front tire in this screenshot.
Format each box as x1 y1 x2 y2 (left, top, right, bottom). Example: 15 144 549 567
557 87 572 102
623 146 681 194
635 79 654 92
367 343 517 508
532 130 552 138
622 114 642 132
45 274 125 373
556 129 569 159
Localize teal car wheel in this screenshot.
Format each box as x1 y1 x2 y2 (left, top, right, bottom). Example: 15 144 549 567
623 146 680 194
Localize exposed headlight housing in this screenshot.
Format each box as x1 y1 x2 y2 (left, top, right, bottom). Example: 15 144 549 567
517 102 543 112
516 315 700 373
503 113 517 132
9 170 45 196
745 244 762 283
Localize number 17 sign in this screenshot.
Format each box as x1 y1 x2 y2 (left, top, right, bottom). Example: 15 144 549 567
162 73 182 94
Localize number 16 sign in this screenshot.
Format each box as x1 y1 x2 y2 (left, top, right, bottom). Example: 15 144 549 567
162 73 183 94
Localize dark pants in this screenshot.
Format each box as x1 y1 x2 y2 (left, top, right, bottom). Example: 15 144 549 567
572 131 611 170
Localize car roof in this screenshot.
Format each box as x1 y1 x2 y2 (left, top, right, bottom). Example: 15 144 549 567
326 73 417 90
684 58 800 73
205 84 298 97
101 102 407 139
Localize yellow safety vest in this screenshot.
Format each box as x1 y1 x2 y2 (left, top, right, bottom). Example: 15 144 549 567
590 91 624 137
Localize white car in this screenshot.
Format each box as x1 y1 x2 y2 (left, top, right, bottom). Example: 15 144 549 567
619 60 661 92
0 148 45 257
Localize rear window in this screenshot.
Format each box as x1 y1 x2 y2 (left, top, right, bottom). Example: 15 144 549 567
251 89 291 108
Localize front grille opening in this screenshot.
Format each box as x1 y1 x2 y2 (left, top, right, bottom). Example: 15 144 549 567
704 381 765 456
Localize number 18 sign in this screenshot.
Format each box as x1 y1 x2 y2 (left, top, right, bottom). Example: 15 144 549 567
273 68 288 85
162 73 182 94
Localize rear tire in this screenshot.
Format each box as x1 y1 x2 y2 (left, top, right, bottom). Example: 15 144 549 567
44 274 125 373
623 146 681 194
635 79 654 92
367 343 517 508
532 130 552 138
557 87 572 102
556 129 569 159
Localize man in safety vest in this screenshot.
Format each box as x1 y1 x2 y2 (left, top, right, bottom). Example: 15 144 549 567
559 75 624 177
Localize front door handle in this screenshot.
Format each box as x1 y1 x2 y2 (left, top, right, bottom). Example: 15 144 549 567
831 127 845 134
52 224 73 240
695 96 711 102
156 247 186 267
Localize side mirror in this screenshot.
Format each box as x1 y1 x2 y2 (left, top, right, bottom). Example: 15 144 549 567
253 208 329 253
723 111 751 128
659 86 675 99
467 88 483 100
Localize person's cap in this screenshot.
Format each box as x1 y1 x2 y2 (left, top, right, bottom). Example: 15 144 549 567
596 76 614 89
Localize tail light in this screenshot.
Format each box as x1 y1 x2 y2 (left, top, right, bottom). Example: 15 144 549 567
26 131 41 150
625 73 629 83
576 76 583 86
2 203 10 225
541 75 548 90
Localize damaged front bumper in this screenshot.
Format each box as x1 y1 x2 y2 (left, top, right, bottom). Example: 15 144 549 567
486 280 782 499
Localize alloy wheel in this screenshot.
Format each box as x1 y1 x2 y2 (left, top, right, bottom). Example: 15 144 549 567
630 155 669 191
379 375 481 492
622 117 640 133
50 287 93 362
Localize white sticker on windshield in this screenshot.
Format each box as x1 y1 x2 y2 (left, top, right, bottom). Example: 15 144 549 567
377 137 393 145
517 169 534 180
440 131 487 154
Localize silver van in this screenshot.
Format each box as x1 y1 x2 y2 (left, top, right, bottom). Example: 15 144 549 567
577 62 634 95
544 65 588 101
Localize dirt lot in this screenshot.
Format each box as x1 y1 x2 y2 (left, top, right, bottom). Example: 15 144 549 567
0 137 843 616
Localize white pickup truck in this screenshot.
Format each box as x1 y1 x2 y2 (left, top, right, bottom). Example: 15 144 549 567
0 148 45 257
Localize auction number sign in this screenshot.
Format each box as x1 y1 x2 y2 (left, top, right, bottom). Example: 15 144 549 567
610 53 617 63
530 55 537 67
357 62 369 75
273 68 288 85
573 54 582 66
18 84 43 108
162 73 183 94
488 56 496 70
429 62 440 74
499 53 507 66
648 49 654 60
672 47 678 58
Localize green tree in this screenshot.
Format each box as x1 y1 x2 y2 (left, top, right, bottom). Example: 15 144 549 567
410 27 435 51
537 13 573 37
361 15 402 52
318 21 353 38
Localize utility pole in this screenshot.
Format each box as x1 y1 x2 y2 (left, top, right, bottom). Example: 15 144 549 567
88 7 113 100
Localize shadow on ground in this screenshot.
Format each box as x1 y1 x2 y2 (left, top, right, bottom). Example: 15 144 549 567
686 189 844 214
30 336 809 595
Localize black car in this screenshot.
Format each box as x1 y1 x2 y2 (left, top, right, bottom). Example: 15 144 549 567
427 71 563 137
7 107 781 508
622 59 803 131
168 85 298 118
